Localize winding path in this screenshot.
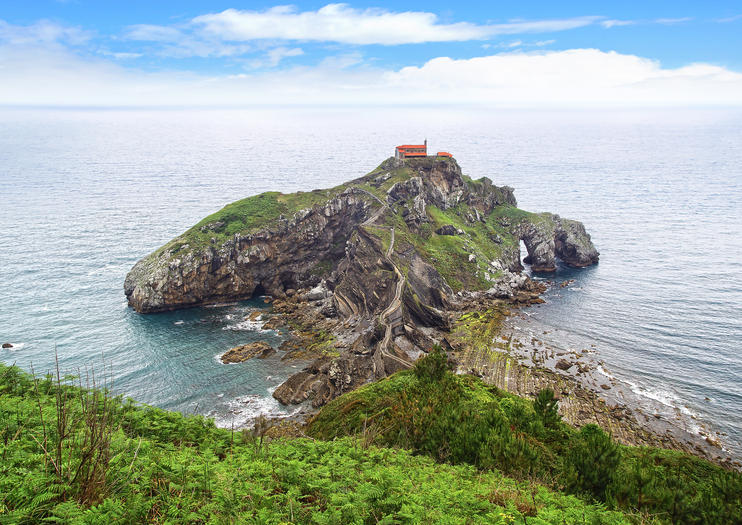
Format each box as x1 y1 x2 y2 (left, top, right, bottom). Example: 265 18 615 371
357 189 412 369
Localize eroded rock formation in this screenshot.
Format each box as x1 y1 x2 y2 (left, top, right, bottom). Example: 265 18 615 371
125 156 599 407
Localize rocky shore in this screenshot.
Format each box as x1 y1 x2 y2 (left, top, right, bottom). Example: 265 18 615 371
249 286 739 469
447 288 740 469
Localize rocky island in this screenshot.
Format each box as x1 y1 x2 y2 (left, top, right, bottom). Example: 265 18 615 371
125 155 599 408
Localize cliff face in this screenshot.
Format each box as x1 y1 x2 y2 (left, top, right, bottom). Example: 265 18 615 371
125 156 599 406
124 190 373 313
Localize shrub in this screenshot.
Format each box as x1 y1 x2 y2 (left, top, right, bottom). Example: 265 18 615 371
534 388 561 430
564 424 621 500
413 345 449 382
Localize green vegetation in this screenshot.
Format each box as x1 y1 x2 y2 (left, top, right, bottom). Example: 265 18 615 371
379 201 517 292
487 205 556 231
309 349 742 524
159 186 360 256
0 362 629 524
309 259 333 278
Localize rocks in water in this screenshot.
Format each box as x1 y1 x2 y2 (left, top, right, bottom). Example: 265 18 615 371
262 316 286 330
221 342 275 364
2 343 12 349
555 359 573 371
246 311 262 321
515 215 599 271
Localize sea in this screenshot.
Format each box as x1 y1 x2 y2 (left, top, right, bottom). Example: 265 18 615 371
1 107 740 455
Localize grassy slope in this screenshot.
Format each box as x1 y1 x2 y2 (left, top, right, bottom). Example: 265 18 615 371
308 353 742 524
0 363 627 524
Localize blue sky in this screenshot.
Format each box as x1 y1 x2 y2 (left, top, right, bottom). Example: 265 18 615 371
1 1 741 106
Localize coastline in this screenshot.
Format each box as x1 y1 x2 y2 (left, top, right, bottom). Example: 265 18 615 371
240 283 740 470
462 293 740 470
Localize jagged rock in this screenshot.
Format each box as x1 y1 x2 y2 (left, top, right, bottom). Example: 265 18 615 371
304 281 328 301
435 224 461 236
246 311 262 321
124 190 372 313
199 220 225 233
272 371 321 404
262 316 286 330
221 342 275 363
555 359 573 371
514 214 599 271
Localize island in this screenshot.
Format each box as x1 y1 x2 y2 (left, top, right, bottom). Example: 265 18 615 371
125 154 599 407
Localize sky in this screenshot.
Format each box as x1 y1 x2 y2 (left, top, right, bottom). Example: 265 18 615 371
1 1 742 107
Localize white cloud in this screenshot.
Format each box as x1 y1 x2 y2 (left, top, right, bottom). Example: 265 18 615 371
249 46 304 68
189 5 600 45
601 17 693 29
1 41 741 108
0 19 91 47
99 50 143 60
124 24 183 43
716 14 742 23
383 50 742 106
123 23 253 58
655 17 692 25
601 19 637 28
487 39 556 50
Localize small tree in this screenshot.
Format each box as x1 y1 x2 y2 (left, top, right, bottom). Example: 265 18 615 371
564 424 621 500
534 388 561 429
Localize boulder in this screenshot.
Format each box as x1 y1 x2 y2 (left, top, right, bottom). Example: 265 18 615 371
246 310 262 321
435 224 462 236
221 342 275 364
262 316 286 330
555 359 573 371
2 343 12 349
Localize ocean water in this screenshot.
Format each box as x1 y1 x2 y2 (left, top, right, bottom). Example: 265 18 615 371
1 107 740 454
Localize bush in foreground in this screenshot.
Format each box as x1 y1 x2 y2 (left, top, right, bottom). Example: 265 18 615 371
0 362 627 524
308 349 742 524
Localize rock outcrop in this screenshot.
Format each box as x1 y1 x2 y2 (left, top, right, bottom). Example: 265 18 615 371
125 191 373 313
125 156 599 407
516 215 599 272
221 342 275 363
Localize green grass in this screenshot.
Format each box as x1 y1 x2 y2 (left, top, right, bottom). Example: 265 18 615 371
0 362 630 524
488 205 555 229
382 202 517 292
308 351 742 524
167 188 354 253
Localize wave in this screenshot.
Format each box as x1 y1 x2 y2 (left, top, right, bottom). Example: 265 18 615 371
210 390 302 429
